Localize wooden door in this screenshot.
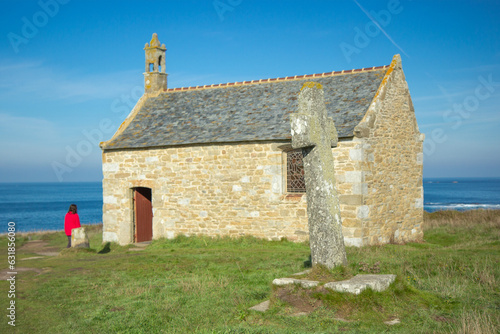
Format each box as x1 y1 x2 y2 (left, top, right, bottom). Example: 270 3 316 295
134 187 152 242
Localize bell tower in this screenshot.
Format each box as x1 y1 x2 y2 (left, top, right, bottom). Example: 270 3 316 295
143 33 167 93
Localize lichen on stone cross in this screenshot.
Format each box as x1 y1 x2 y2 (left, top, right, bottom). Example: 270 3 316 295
290 81 347 269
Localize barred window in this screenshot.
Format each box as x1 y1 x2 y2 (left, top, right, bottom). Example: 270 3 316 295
286 149 306 193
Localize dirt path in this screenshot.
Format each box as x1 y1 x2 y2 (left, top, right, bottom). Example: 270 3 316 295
0 240 58 280
19 240 60 256
0 267 44 280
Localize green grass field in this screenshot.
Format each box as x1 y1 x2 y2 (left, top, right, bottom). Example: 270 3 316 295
0 210 498 333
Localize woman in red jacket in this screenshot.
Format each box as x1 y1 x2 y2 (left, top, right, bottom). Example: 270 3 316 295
65 204 81 248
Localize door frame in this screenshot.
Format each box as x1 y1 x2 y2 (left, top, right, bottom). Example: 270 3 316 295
133 187 153 243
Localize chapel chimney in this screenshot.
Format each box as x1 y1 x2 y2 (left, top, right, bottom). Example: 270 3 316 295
143 33 167 93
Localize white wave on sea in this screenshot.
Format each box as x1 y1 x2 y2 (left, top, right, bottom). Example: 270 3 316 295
424 203 500 211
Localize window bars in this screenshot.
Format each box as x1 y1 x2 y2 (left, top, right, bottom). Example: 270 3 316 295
286 149 306 193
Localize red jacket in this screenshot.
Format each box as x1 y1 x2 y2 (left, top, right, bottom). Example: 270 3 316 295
64 212 81 236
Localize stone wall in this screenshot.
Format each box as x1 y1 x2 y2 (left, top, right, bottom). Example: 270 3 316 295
332 140 371 247
102 141 367 246
101 56 424 247
353 55 424 245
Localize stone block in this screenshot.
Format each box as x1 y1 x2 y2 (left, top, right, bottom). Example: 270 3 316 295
102 231 118 243
71 227 90 248
352 183 368 195
102 163 119 172
103 196 117 204
249 300 270 312
349 149 363 161
343 237 363 247
339 195 363 205
357 205 370 219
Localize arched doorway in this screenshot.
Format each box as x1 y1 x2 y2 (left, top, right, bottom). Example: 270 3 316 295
134 187 152 242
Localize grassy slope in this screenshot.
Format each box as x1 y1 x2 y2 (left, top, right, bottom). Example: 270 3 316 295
0 210 498 333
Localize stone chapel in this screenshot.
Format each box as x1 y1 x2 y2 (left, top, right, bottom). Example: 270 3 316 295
100 33 425 246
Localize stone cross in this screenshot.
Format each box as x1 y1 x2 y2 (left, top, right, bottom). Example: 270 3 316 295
290 82 347 269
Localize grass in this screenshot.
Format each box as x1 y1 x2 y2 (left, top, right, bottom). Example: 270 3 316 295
0 210 498 333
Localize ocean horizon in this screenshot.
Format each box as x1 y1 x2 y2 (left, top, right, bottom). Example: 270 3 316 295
1 177 499 233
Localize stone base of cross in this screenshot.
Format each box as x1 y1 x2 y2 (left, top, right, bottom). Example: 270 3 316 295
290 82 347 269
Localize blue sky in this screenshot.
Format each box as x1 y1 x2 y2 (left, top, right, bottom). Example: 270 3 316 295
1 0 499 182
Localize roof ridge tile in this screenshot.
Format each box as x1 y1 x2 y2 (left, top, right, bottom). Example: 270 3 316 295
163 64 389 92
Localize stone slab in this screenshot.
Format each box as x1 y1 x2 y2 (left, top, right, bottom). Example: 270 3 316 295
35 251 59 256
248 300 270 312
272 277 319 288
133 241 151 248
324 274 396 295
385 318 401 325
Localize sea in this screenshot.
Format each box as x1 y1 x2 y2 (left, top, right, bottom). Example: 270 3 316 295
423 177 500 212
0 182 103 234
1 178 499 233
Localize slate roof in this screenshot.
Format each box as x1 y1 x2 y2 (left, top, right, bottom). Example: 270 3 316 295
102 66 389 150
